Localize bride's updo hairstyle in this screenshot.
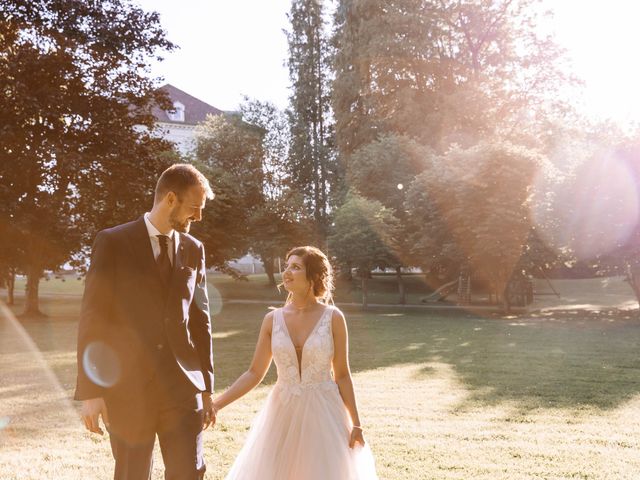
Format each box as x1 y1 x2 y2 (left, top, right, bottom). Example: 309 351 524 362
284 246 334 305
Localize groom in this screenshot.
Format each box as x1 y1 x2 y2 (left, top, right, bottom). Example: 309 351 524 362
75 163 216 480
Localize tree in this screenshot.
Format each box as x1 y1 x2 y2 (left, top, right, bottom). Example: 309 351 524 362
404 160 466 283
347 134 431 216
329 192 399 308
240 99 311 285
240 98 291 199
346 134 432 301
332 0 574 156
247 195 312 286
407 141 543 310
192 114 265 273
286 0 336 246
332 0 436 156
332 0 576 307
0 224 22 305
0 0 175 317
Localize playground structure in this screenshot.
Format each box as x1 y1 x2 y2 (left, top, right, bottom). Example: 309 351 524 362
422 268 560 307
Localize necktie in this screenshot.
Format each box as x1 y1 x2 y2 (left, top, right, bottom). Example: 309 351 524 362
157 234 172 286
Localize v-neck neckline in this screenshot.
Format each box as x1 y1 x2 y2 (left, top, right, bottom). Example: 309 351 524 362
281 305 330 381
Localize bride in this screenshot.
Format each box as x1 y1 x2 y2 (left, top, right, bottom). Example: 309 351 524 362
213 246 378 479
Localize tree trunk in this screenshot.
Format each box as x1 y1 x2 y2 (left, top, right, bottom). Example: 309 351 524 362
361 275 368 310
344 263 352 281
502 286 511 314
263 257 276 286
396 266 406 305
626 264 640 310
23 264 45 318
7 268 15 306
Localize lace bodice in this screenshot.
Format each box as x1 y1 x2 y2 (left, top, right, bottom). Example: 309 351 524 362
271 305 335 396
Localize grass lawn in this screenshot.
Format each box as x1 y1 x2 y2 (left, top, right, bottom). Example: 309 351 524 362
1 279 640 479
20 271 640 310
12 272 438 306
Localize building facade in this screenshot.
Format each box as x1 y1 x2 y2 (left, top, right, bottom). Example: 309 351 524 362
151 84 226 155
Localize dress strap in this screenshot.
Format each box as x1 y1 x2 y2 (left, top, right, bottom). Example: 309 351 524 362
274 307 284 327
322 304 335 324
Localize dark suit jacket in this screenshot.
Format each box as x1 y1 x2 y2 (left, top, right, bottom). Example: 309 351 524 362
74 216 214 401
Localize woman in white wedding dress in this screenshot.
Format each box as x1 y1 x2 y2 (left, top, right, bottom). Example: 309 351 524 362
213 246 378 480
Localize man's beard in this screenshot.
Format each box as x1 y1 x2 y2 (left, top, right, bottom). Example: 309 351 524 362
169 207 190 233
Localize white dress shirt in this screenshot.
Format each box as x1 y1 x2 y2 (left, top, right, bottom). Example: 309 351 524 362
143 212 180 266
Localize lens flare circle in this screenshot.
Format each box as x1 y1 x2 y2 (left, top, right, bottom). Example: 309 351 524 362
208 284 223 316
531 154 639 260
82 341 121 388
0 416 10 431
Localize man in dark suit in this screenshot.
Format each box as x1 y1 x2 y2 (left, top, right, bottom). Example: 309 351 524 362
75 164 217 480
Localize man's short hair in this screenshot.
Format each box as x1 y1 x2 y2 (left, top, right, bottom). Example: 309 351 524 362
154 164 214 203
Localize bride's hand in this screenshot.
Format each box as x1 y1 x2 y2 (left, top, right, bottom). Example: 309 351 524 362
202 393 218 430
349 426 365 448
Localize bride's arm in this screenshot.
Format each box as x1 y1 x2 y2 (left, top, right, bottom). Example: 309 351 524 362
212 311 274 411
332 309 365 447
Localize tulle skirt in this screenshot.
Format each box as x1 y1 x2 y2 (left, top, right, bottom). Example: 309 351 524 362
225 381 378 480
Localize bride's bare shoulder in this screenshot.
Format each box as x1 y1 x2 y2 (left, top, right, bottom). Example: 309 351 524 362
330 306 347 326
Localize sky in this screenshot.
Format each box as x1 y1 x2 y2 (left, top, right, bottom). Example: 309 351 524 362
135 0 291 112
135 0 640 127
548 1 640 127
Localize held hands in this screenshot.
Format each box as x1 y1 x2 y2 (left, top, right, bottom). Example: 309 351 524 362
81 397 109 435
349 425 365 448
202 393 218 430
82 395 219 434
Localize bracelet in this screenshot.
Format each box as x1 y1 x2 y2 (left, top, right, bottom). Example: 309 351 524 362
352 425 363 430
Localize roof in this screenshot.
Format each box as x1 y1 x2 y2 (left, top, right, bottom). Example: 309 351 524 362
152 84 224 125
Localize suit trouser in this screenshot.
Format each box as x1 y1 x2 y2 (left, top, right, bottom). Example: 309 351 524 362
105 360 205 480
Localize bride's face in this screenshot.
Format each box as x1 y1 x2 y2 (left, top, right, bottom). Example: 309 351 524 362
283 255 311 293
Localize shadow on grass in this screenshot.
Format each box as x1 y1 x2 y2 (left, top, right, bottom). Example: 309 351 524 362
8 298 640 414
350 307 640 412
213 304 640 412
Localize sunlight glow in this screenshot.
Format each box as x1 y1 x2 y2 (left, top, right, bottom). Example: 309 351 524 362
531 151 639 260
547 1 640 126
212 329 242 340
0 301 79 464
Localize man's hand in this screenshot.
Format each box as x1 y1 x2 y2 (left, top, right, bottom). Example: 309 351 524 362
202 393 217 430
81 397 109 435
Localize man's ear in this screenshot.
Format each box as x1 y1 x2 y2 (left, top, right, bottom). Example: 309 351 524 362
165 191 177 206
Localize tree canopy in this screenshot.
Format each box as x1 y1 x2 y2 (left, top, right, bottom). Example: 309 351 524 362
0 0 176 315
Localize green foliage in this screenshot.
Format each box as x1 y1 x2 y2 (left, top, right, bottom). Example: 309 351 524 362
329 191 399 273
332 0 437 155
240 98 291 199
347 134 432 217
330 0 580 298
332 0 573 156
286 0 336 244
407 141 542 299
192 114 265 271
239 99 313 282
0 0 176 314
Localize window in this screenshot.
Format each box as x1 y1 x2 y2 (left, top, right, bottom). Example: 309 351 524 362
167 101 185 122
